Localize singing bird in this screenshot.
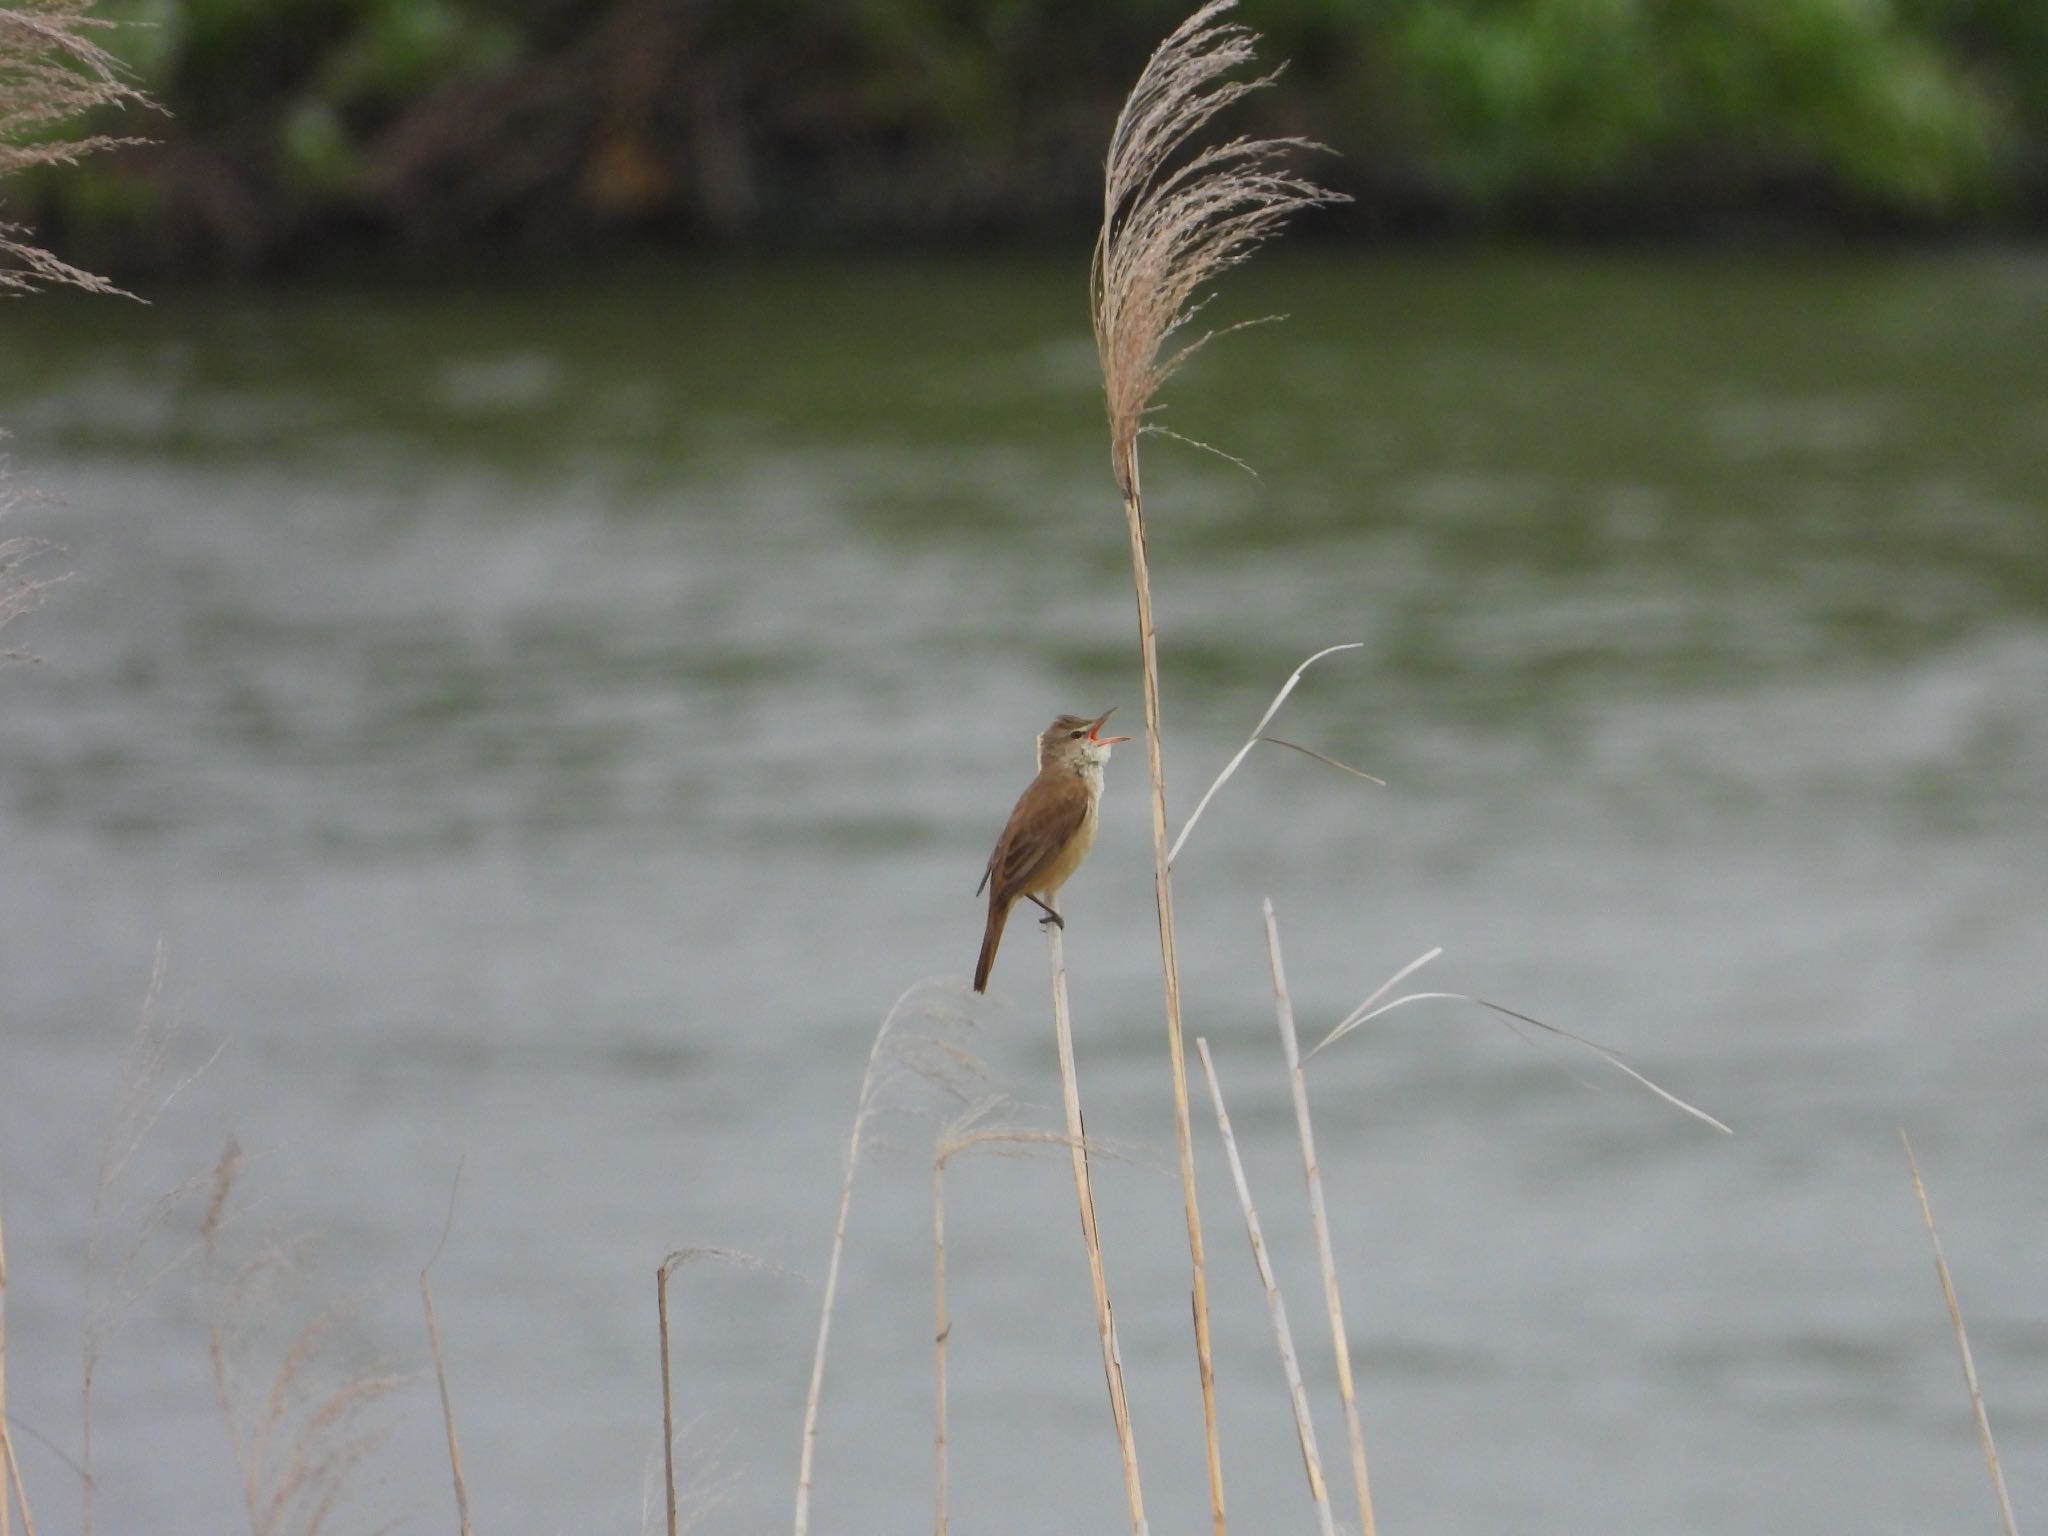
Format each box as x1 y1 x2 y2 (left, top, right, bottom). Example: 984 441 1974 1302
973 708 1131 993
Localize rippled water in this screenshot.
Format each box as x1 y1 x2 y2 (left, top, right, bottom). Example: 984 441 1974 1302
2 252 2045 1533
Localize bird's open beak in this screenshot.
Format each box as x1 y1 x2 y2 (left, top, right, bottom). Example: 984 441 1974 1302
1088 707 1132 745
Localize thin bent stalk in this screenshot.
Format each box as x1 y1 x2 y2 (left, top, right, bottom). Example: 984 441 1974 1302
1900 1132 2019 1536
1195 1039 1337 1536
421 1171 473 1536
1265 900 1376 1536
1047 923 1148 1536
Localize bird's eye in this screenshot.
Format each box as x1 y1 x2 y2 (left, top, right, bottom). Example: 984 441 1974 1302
1069 729 1085 739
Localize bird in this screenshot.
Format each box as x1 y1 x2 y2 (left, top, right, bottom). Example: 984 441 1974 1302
973 708 1130 993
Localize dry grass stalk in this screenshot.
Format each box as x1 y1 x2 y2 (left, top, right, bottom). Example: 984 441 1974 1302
419 1171 472 1536
1045 925 1149 1535
930 1106 1097 1536
0 2 147 297
1900 1132 2020 1536
1093 11 1342 1525
1263 900 1376 1536
1168 645 1377 867
1308 952 1732 1135
201 1142 404 1536
1193 1038 1336 1536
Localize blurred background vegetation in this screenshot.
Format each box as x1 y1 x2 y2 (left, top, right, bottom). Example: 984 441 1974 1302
7 0 2048 275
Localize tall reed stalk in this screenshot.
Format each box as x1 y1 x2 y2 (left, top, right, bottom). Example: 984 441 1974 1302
1901 1133 2020 1536
1264 900 1376 1536
1045 924 1147 1535
1091 7 1340 1527
0 1195 24 1536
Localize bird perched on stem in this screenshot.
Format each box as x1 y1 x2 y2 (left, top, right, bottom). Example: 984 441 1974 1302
974 709 1131 993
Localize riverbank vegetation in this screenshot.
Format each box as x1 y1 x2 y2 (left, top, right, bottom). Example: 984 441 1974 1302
9 0 2048 277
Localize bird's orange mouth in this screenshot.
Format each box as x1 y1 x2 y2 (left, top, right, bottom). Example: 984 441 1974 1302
1088 707 1132 745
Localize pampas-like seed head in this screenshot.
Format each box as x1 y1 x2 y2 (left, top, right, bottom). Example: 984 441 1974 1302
1091 0 1345 498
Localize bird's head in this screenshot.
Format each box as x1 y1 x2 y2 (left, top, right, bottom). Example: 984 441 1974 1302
1039 708 1130 769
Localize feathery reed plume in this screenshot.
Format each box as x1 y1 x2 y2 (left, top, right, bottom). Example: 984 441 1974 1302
81 943 218 1536
1093 11 1341 1525
1263 900 1376 1536
1045 924 1148 1535
200 1142 404 1536
420 1168 472 1536
0 2 147 297
1900 1132 2020 1536
931 1104 1101 1536
1169 645 1378 867
0 516 66 664
793 983 982 1536
1194 1039 1336 1536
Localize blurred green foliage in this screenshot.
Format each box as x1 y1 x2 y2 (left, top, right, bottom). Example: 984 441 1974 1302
19 0 2048 265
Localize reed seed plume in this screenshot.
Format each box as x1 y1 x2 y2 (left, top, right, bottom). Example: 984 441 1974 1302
793 982 985 1536
201 1142 405 1536
1900 1132 2020 1536
0 2 149 297
1092 0 1344 496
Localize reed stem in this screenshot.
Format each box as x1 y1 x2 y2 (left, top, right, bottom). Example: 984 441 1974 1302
1901 1132 2020 1536
931 1161 951 1536
1195 1038 1336 1536
1265 899 1376 1536
1047 920 1149 1535
1120 462 1226 1535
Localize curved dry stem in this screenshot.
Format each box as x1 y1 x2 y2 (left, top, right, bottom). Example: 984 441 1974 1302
1308 960 1732 1135
1168 643 1373 865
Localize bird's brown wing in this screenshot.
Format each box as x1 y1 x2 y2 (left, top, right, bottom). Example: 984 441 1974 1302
986 770 1091 904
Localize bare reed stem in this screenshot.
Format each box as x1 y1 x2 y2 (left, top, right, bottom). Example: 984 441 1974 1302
1900 1132 2020 1536
1194 1038 1336 1536
1264 900 1377 1536
0 1193 21 1536
930 1159 951 1536
1046 922 1148 1535
1095 10 1341 1524
657 1260 682 1536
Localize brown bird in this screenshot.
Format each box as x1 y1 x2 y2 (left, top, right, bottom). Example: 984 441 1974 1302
973 708 1131 993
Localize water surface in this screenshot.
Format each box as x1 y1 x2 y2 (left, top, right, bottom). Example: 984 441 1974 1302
2 251 2045 1533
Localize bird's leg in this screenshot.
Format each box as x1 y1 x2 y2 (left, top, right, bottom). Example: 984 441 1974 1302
1026 894 1065 930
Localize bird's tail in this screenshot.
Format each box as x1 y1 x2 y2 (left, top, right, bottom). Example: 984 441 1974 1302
973 897 1010 993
